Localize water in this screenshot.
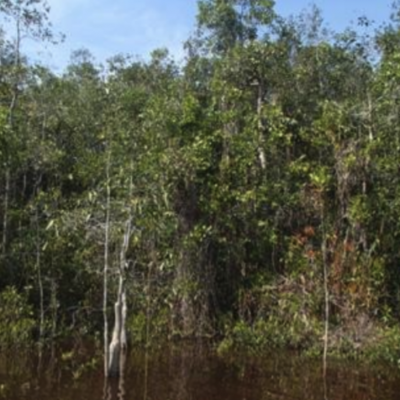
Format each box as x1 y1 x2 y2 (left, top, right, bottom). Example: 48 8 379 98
0 343 399 400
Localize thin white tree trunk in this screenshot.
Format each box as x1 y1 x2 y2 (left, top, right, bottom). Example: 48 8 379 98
120 290 127 349
257 83 266 170
108 293 122 375
103 152 111 377
2 169 10 257
108 164 133 376
108 217 131 376
36 207 44 344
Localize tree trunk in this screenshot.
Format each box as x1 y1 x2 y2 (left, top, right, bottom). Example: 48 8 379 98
2 168 10 257
107 217 131 377
103 152 111 377
36 207 44 345
108 293 122 376
256 82 266 170
108 271 127 377
321 206 329 376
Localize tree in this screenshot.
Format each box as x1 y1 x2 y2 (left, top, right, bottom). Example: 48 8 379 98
195 0 276 55
0 0 55 273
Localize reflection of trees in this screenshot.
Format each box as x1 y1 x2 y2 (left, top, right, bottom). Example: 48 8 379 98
323 362 329 400
174 346 192 400
2 346 400 400
257 355 399 400
118 350 127 400
166 344 206 400
1 350 32 379
142 348 149 400
258 356 320 400
103 350 127 400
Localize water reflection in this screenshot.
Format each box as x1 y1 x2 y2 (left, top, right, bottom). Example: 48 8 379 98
103 348 127 400
0 344 400 400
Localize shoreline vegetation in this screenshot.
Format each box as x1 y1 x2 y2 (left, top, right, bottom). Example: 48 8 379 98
2 0 400 370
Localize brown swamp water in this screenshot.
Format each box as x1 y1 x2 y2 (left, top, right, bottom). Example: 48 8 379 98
0 343 399 400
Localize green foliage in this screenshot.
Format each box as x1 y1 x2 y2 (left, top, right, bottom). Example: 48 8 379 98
0 287 35 349
196 0 275 55
365 327 400 365
2 0 400 365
